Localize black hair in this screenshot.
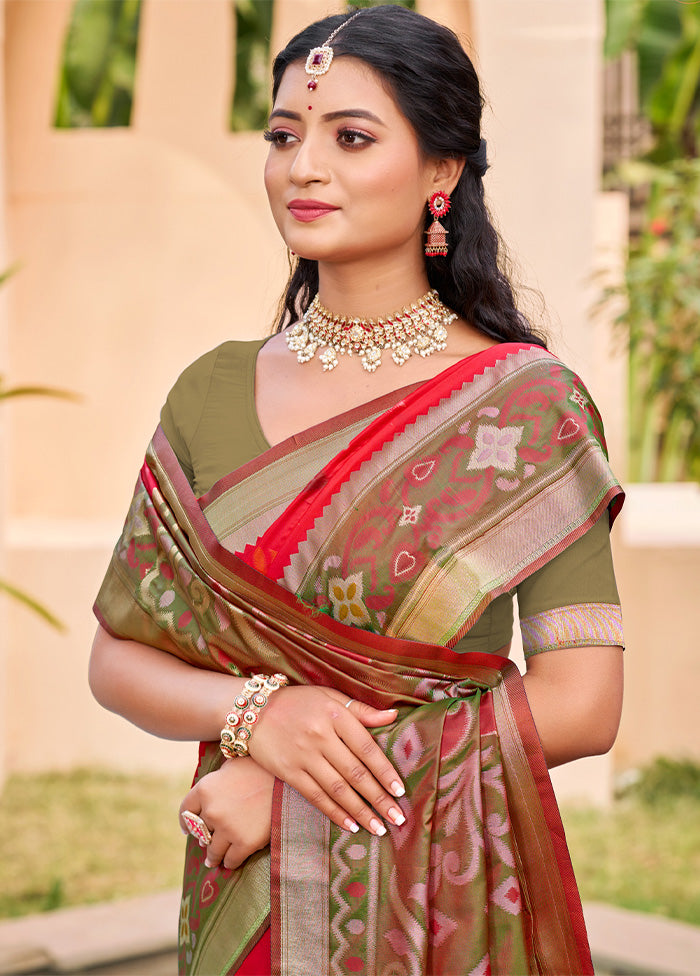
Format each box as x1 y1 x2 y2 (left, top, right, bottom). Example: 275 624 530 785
270 4 546 347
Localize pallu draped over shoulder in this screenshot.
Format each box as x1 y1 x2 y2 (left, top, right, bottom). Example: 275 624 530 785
95 342 624 976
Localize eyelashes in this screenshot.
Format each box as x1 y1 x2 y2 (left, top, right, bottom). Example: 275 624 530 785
263 127 376 149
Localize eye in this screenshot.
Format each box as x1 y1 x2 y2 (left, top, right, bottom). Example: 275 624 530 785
263 129 298 147
337 128 376 149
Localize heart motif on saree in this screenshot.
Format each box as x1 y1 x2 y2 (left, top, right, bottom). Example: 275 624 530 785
557 418 581 441
200 879 218 906
393 550 417 578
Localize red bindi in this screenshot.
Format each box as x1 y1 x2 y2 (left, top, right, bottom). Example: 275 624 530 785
308 105 312 110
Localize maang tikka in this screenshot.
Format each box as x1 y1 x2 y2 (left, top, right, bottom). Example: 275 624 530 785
305 10 364 90
425 190 451 257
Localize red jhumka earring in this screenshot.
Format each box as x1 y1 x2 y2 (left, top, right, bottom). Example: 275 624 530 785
425 190 451 257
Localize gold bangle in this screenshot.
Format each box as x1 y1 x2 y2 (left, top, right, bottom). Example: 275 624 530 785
220 673 288 759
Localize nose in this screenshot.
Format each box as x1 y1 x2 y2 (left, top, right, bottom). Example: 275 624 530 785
288 133 330 187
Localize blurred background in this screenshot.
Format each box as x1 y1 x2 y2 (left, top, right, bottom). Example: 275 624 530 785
0 0 699 966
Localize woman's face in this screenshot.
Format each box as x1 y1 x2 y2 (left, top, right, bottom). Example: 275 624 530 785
264 56 436 267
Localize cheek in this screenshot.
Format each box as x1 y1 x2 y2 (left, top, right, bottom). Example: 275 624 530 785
263 155 285 206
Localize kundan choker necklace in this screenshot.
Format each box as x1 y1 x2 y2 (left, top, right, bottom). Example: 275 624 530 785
285 289 457 372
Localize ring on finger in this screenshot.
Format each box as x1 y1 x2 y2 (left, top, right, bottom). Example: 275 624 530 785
181 810 212 846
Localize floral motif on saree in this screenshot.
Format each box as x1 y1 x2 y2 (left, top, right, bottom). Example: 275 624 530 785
95 342 623 975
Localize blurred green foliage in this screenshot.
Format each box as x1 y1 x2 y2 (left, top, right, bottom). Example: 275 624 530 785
605 0 700 161
54 0 141 128
618 757 700 805
600 158 700 482
54 0 417 132
230 0 274 132
603 1 700 482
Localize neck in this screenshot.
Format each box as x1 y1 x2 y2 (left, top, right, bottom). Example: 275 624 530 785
316 247 431 318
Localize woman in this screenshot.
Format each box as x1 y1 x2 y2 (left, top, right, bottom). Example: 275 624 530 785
90 7 624 974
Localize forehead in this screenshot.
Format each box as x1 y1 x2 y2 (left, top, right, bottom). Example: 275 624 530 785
273 55 404 119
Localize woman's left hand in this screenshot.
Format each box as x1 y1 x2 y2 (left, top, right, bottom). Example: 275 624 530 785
179 757 275 870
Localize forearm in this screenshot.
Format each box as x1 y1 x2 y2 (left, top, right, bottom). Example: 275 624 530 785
89 624 246 740
522 645 624 768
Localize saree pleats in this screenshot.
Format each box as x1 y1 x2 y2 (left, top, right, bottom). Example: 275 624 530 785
95 344 620 975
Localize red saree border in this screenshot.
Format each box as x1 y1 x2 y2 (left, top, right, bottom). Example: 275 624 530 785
198 377 426 509
97 421 598 974
145 427 520 677
255 342 540 578
499 663 593 972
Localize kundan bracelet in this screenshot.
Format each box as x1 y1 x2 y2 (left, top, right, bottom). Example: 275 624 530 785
220 673 289 759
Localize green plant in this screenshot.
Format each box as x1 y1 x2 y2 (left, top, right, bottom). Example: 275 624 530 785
617 757 700 805
602 2 700 482
605 0 700 161
230 0 274 132
54 0 141 128
601 158 700 482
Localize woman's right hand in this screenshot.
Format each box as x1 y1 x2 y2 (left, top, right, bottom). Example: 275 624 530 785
249 686 406 836
179 758 275 870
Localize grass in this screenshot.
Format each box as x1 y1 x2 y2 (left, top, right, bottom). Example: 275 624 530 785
563 797 700 927
562 758 700 928
1 761 699 927
0 768 190 918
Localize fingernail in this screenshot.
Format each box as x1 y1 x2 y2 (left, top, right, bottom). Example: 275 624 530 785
343 818 360 833
388 806 406 826
205 858 214 868
391 781 405 797
370 818 387 837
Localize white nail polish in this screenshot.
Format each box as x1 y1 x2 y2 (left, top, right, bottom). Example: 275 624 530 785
344 818 360 833
370 818 387 837
391 781 406 797
388 807 406 826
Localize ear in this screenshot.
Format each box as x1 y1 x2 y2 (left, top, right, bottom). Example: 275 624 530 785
430 156 466 196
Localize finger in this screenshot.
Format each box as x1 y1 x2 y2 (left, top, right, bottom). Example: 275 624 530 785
326 691 398 728
302 755 403 836
204 834 227 870
179 804 213 847
318 741 406 829
337 710 405 799
349 701 399 728
288 766 370 835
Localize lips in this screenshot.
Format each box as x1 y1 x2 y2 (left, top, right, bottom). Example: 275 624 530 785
287 199 339 222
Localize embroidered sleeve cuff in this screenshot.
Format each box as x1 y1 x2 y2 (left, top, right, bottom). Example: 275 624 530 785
520 603 624 657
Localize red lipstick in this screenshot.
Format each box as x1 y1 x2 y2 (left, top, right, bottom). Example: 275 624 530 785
288 199 339 222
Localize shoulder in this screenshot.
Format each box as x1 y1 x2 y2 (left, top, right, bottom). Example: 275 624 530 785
160 338 268 445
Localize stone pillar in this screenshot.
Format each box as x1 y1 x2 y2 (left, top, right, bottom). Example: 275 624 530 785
470 0 604 384
134 0 232 154
270 0 344 58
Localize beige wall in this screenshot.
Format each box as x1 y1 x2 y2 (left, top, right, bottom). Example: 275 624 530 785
0 0 8 788
2 0 694 782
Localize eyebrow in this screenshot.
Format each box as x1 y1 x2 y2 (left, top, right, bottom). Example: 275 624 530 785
268 108 386 126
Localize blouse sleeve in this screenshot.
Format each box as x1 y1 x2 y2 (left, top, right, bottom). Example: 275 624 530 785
516 513 624 659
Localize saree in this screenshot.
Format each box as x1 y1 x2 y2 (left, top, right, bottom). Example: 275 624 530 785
95 342 623 975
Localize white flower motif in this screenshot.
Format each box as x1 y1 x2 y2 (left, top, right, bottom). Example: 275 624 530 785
399 504 422 526
570 390 588 410
328 572 371 626
467 424 524 472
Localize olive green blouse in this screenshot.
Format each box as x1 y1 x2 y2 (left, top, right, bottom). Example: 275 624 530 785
161 340 623 657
